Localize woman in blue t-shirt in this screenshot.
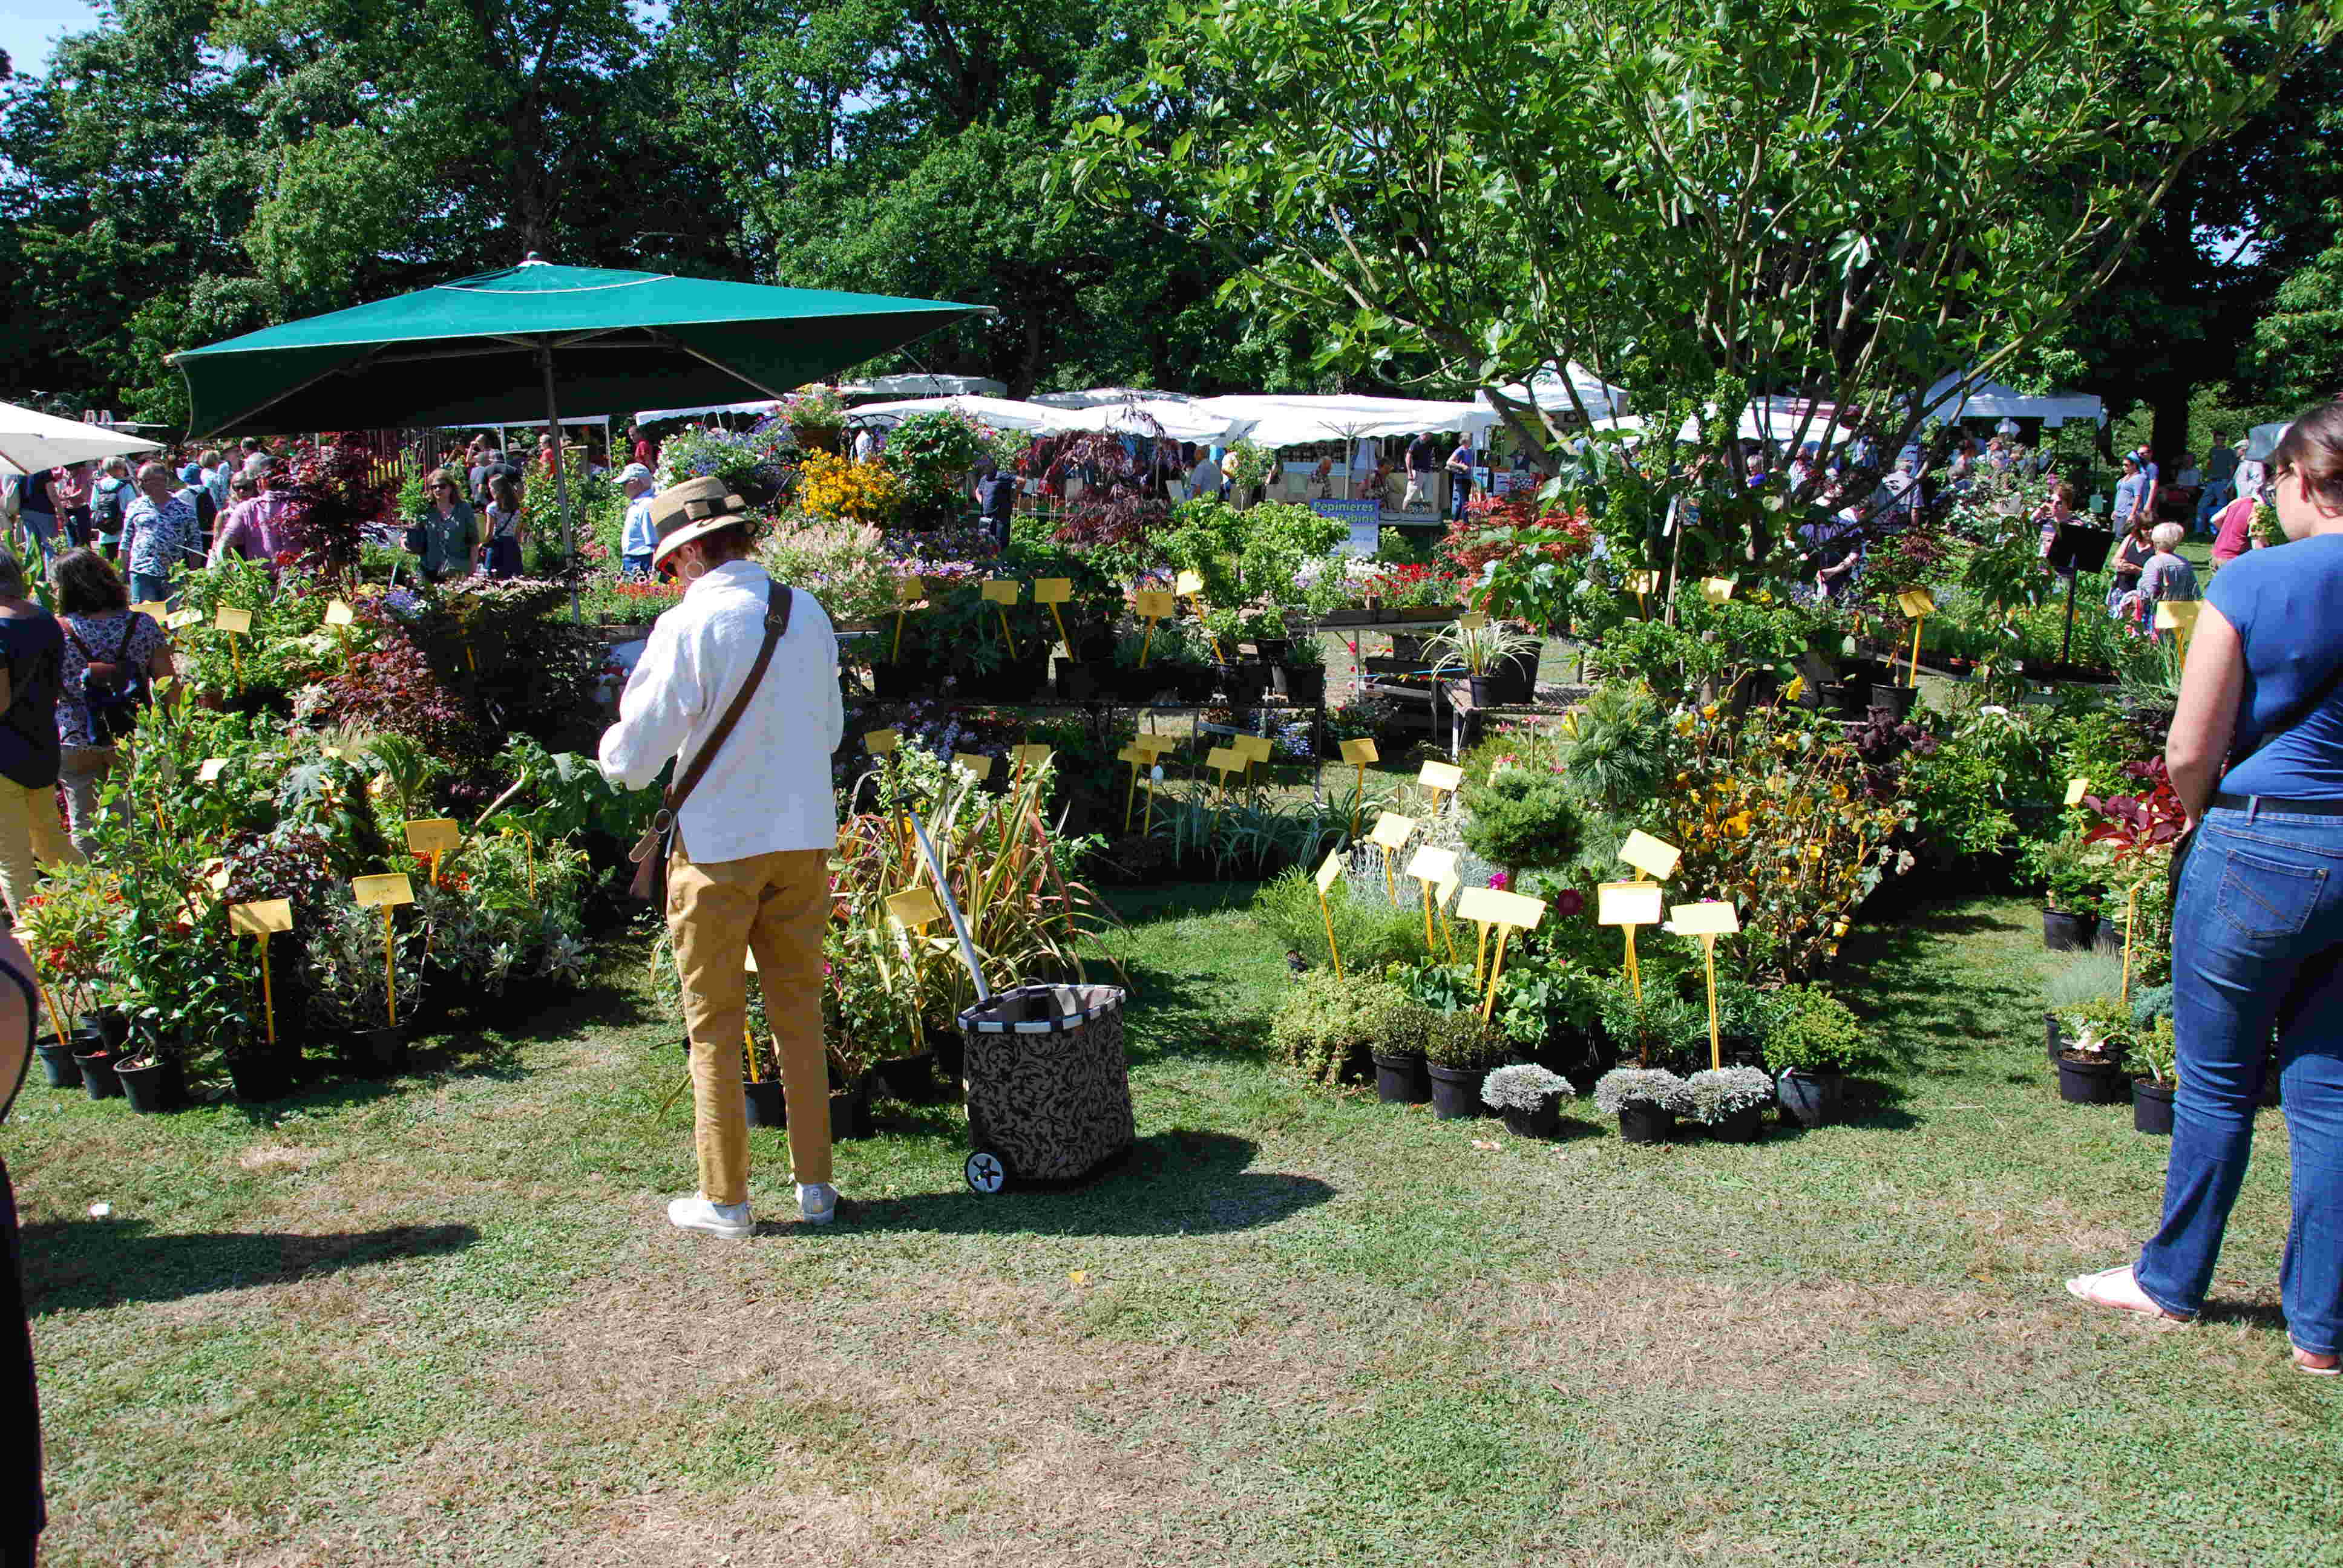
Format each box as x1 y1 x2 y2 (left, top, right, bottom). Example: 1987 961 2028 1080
2068 399 2343 1376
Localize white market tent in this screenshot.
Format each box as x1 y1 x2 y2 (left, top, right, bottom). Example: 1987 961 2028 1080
844 395 1070 435
1031 387 1193 409
1044 399 1247 444
1476 364 1631 422
0 401 164 476
633 399 779 424
1923 374 2105 429
1186 394 1499 450
843 373 1006 399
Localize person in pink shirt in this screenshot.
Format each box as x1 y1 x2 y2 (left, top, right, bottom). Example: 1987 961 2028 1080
2210 488 2264 568
209 462 298 569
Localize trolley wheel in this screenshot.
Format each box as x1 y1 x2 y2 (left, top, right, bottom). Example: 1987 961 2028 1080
965 1150 1009 1195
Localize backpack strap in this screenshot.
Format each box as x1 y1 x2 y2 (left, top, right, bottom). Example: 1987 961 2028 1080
659 584 792 821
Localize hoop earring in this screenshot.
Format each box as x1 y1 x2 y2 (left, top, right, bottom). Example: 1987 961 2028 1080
680 560 706 583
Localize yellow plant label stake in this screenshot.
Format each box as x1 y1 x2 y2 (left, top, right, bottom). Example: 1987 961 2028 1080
981 579 1021 656
1598 880 1666 1001
229 900 294 1051
1457 886 1548 1021
1898 587 1936 685
1313 849 1346 979
1118 743 1148 831
1406 846 1459 957
1670 900 1742 1070
1618 830 1682 882
1340 737 1379 839
952 751 995 783
1133 589 1176 665
1369 811 1417 904
1035 577 1073 651
1418 759 1463 814
404 818 461 885
352 874 415 1028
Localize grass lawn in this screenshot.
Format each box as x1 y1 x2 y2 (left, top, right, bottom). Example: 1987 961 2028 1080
10 889 2336 1566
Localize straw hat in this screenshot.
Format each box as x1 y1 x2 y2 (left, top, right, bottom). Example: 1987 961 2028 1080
647 475 752 570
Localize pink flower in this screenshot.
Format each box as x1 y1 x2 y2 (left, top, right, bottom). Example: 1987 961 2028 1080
1553 890 1584 919
1487 871 1509 891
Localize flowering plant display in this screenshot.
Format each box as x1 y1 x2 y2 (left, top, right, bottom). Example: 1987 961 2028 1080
798 451 906 528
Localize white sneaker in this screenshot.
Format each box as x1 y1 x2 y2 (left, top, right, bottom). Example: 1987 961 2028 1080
666 1193 752 1239
796 1183 838 1226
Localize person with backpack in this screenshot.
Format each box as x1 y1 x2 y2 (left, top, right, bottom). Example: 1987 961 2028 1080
173 463 219 540
117 463 204 606
88 460 133 564
51 549 172 853
0 549 79 920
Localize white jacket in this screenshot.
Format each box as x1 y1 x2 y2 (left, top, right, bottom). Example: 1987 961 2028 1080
598 559 844 861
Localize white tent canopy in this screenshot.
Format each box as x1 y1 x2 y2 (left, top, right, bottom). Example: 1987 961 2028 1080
1187 394 1499 450
1924 374 2105 429
1043 399 1247 444
633 400 778 425
1477 364 1630 422
843 373 1006 399
0 402 164 477
1031 387 1193 409
844 396 1070 435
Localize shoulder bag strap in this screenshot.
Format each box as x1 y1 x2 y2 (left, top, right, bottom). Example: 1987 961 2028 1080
660 584 793 820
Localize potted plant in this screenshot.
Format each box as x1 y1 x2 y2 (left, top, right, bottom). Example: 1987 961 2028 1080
2055 994 2132 1105
1368 995 1434 1105
18 873 119 1090
2134 1015 2178 1135
1428 618 1544 706
305 893 422 1077
1481 1062 1574 1137
1594 1067 1691 1143
1268 971 1409 1089
1272 632 1326 706
1459 768 1582 890
782 384 848 452
1423 1011 1507 1120
2040 951 2123 1063
1686 1065 1775 1141
1761 984 1866 1128
2020 834 2103 951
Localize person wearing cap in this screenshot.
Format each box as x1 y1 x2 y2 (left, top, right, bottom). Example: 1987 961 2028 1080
597 477 845 1236
617 465 658 577
172 463 219 539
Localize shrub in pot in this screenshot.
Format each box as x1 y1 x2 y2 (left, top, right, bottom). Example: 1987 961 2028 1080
1272 633 1326 705
1761 984 1866 1128
1594 1067 1691 1142
2134 1015 2177 1135
1269 970 1410 1089
2041 950 2123 1063
1458 767 1582 890
1423 1011 1508 1119
2020 834 2103 951
1686 1065 1775 1141
305 892 424 1077
1429 618 1544 706
1481 1063 1573 1137
2054 994 2132 1106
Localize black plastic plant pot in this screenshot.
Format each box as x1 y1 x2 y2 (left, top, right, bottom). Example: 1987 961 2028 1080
36 1040 77 1089
1491 644 1542 704
873 1050 937 1103
743 1079 785 1128
1372 1049 1431 1105
1251 638 1292 664
1703 1106 1768 1142
1869 682 1920 720
1466 675 1502 709
1617 1103 1674 1143
2042 908 2099 952
2045 1010 2066 1065
1775 1068 1842 1129
1426 1063 1486 1120
868 660 928 701
2134 1079 2176 1135
114 1056 182 1116
1217 663 1271 706
1054 656 1108 702
1274 664 1326 705
226 1051 296 1104
340 1027 408 1079
74 1050 122 1100
830 1073 874 1141
2057 1056 2130 1105
1500 1097 1562 1138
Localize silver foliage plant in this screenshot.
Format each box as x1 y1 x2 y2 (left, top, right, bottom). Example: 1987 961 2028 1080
1686 1067 1776 1124
1593 1067 1691 1117
1481 1063 1573 1111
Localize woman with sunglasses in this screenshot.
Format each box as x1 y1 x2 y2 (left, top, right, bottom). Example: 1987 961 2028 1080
404 469 477 584
2068 399 2343 1376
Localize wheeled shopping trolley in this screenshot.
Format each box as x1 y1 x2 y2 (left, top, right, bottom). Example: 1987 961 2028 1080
957 982 1133 1195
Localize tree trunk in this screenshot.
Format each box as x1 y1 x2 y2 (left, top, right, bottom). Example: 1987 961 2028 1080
2149 382 2195 466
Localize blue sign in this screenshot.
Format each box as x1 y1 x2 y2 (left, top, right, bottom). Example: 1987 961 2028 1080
1309 498 1382 528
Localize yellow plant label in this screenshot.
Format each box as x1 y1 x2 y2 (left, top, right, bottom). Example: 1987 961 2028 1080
1597 880 1665 927
1701 577 1736 604
1459 611 1489 630
1669 900 1742 936
129 600 169 621
166 607 204 631
1897 587 1937 618
2065 777 2089 806
352 873 415 908
214 606 253 635
1136 733 1181 756
895 577 926 604
1418 760 1463 793
1133 589 1176 620
1340 737 1380 766
2154 600 2201 633
229 899 293 935
952 752 995 782
1116 745 1148 766
196 757 229 783
865 729 900 754
1457 886 1547 931
1369 811 1418 851
1618 829 1682 881
1235 735 1274 763
1205 745 1242 774
1314 849 1345 895
1173 569 1206 597
325 599 356 626
404 818 461 857
1627 569 1660 595
1009 744 1053 768
1034 577 1072 604
980 580 1020 605
885 887 943 929
1406 846 1458 890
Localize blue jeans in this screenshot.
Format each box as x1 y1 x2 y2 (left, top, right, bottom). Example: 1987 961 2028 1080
2136 806 2343 1353
128 571 172 606
2197 480 2233 532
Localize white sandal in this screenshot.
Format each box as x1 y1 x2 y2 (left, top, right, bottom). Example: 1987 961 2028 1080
2064 1265 2193 1328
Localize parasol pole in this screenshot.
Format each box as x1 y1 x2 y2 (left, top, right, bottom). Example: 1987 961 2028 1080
539 341 578 626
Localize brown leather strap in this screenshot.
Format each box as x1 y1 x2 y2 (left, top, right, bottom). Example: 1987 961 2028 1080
661 583 792 820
